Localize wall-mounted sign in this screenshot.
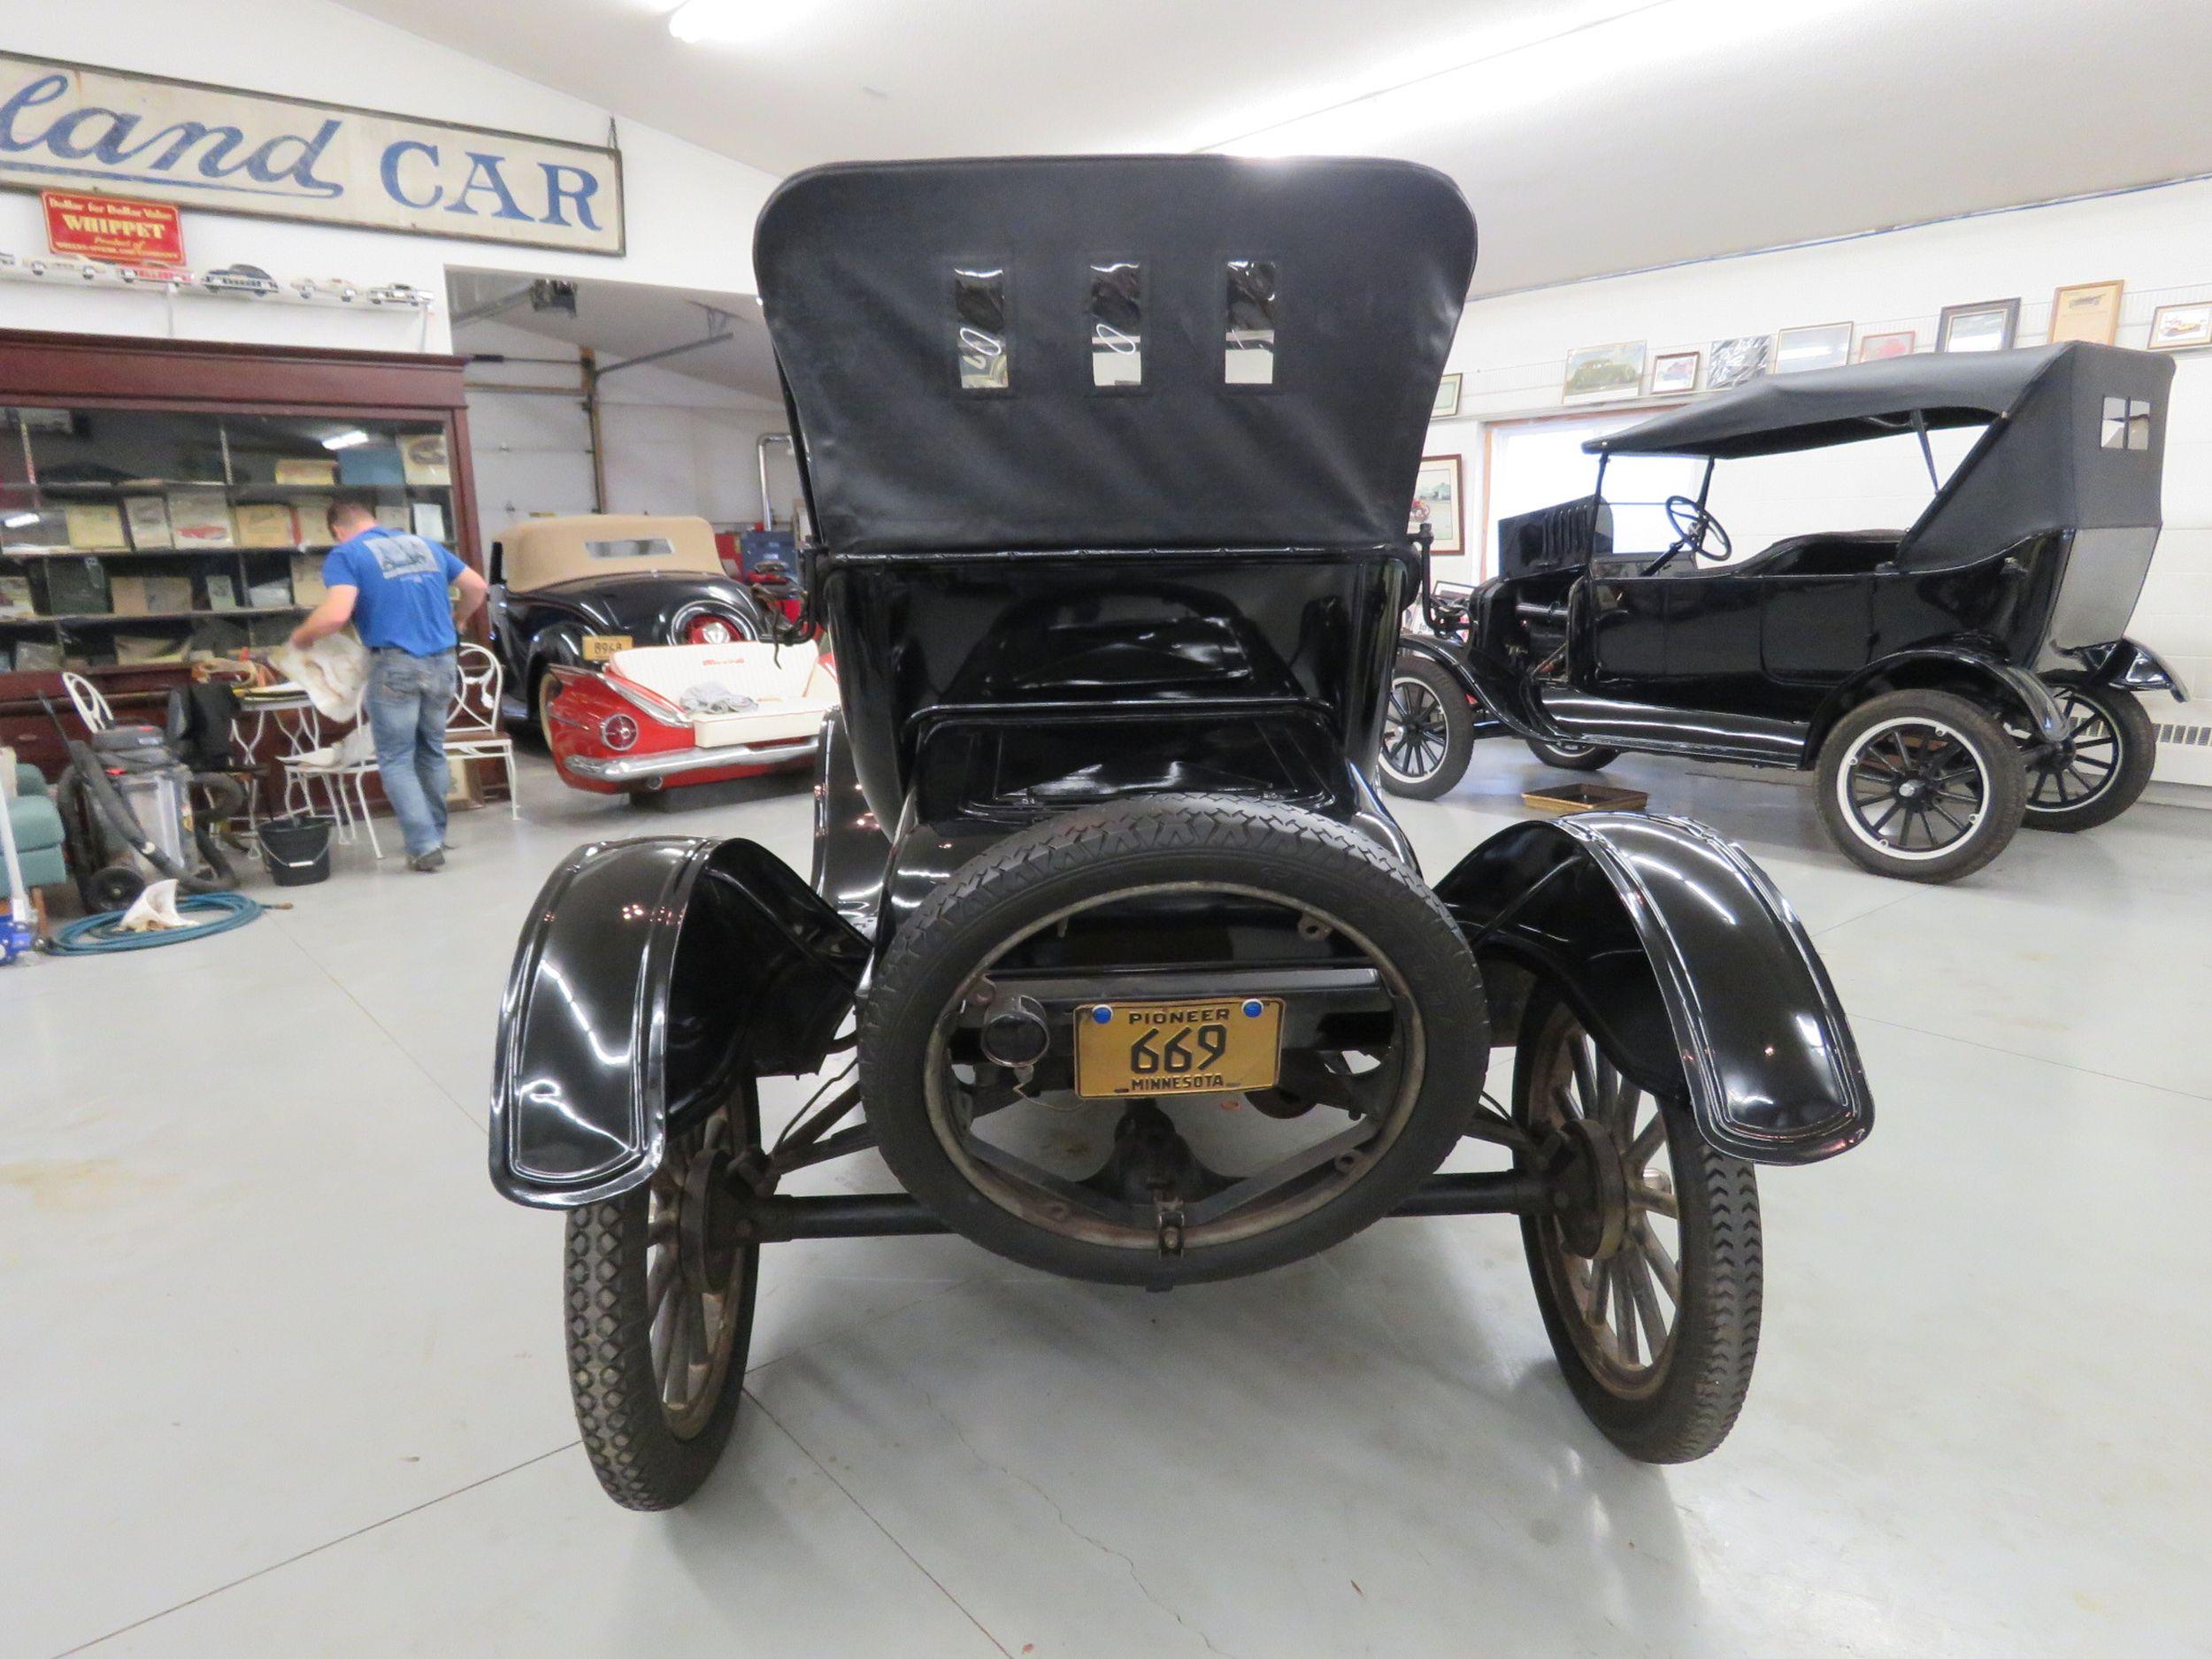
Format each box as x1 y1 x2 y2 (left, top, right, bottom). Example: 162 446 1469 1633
0 52 624 257
42 188 184 266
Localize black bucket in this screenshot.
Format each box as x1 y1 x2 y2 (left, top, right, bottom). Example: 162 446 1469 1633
258 814 334 887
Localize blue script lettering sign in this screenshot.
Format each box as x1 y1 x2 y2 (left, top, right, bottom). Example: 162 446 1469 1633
0 52 623 256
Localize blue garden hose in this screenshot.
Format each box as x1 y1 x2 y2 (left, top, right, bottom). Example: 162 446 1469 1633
45 890 263 956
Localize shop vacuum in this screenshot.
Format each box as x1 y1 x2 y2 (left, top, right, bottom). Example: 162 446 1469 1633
42 691 247 911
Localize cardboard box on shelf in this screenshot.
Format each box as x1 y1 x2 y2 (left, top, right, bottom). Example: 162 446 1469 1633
167 490 234 548
273 458 338 487
235 503 299 549
123 495 173 549
290 554 328 605
64 503 127 549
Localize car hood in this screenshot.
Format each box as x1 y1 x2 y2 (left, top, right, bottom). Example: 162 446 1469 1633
524 571 755 634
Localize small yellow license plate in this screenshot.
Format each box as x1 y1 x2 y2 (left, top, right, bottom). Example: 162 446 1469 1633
1074 998 1284 1098
580 633 633 663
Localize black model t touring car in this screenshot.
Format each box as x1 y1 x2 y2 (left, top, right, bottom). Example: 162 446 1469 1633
1384 344 2185 881
488 157 1872 1509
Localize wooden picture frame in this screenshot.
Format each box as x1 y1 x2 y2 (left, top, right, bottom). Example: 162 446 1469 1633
1431 372 1462 419
1937 299 2020 354
1648 350 1700 395
1773 322 1854 374
2049 280 2124 346
1857 329 1916 362
1562 341 1647 404
1409 453 1464 556
2147 301 2212 352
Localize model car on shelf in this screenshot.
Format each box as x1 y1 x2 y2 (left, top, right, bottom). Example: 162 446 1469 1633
488 155 1873 1511
485 512 777 741
541 637 836 798
1385 343 2186 881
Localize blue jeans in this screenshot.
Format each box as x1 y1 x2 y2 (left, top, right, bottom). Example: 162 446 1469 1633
365 649 457 857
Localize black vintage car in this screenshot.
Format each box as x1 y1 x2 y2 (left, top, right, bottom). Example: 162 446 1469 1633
1385 344 2187 880
484 512 773 740
488 156 1871 1510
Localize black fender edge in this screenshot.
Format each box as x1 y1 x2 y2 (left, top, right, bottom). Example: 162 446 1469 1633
490 836 870 1208
1435 811 1873 1164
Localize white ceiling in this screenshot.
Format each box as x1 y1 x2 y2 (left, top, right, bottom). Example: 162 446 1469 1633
349 0 2212 303
447 268 783 399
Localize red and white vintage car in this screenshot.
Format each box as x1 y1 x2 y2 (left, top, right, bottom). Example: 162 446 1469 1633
541 639 837 796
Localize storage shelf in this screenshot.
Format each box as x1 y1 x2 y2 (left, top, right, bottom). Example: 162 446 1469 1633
15 478 451 495
1 545 331 557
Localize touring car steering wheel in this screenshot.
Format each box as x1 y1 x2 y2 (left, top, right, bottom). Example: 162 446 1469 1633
1642 495 1732 574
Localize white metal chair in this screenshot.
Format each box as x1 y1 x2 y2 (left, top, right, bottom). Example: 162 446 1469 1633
61 671 114 734
444 643 519 819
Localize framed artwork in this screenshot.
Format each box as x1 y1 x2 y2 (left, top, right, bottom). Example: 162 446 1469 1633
1773 322 1854 375
1409 453 1464 555
2049 280 2124 346
1937 299 2020 353
1648 350 1700 395
1432 373 1463 419
1708 334 1772 389
2147 301 2212 351
1857 330 1916 362
1562 341 1647 403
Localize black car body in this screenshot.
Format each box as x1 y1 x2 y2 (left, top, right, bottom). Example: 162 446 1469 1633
485 156 1872 1509
1391 343 2186 879
484 513 771 732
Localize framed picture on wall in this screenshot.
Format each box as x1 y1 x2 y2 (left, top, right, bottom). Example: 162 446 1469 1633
1708 334 1772 389
2050 280 2124 345
1857 329 1916 362
1432 373 1463 419
1773 322 1855 374
1409 454 1464 555
1562 341 1647 403
1649 350 1701 395
1936 298 2020 353
2147 302 2212 351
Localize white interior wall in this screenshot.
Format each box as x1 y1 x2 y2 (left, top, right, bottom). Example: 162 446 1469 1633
0 0 779 352
1431 177 2212 788
457 318 787 542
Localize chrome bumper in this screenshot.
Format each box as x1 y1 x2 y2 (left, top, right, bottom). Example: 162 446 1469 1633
566 736 820 784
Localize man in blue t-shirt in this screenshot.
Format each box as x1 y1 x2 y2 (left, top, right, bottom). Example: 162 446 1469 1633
289 495 490 872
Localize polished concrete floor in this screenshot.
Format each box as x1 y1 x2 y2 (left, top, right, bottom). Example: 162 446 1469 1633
5 747 2208 1658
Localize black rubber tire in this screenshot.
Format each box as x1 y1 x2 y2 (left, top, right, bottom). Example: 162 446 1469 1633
860 795 1487 1286
1515 983 1762 1463
1525 735 1620 772
564 1091 760 1510
1815 689 2025 883
2021 676 2155 833
1378 656 1474 799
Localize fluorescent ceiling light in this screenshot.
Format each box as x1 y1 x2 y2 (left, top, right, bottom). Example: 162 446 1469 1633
321 429 372 450
1202 0 1868 157
667 0 790 45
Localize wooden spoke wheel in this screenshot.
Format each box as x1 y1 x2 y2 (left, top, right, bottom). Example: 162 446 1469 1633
1514 984 1762 1463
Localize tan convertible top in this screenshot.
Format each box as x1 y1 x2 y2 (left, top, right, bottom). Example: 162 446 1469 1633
497 514 724 593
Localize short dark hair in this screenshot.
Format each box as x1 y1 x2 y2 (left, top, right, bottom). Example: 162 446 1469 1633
326 493 378 529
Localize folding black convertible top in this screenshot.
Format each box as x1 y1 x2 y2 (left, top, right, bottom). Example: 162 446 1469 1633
1587 342 2165 459
755 156 1477 555
1589 342 2175 568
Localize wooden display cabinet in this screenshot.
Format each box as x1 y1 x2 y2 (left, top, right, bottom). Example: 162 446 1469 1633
0 329 483 776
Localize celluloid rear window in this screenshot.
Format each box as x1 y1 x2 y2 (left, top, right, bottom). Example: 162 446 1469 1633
955 266 1010 391
1225 259 1278 386
2101 396 2154 451
586 537 677 561
1088 260 1143 388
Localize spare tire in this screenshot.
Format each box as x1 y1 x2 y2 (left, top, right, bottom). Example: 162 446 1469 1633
859 795 1487 1286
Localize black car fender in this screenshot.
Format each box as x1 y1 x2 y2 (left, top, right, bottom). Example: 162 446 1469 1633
1808 645 2069 753
490 837 870 1207
2074 637 2189 702
1434 811 1872 1164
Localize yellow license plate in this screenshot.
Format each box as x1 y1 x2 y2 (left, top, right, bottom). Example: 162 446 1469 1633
580 633 633 663
1074 998 1284 1098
